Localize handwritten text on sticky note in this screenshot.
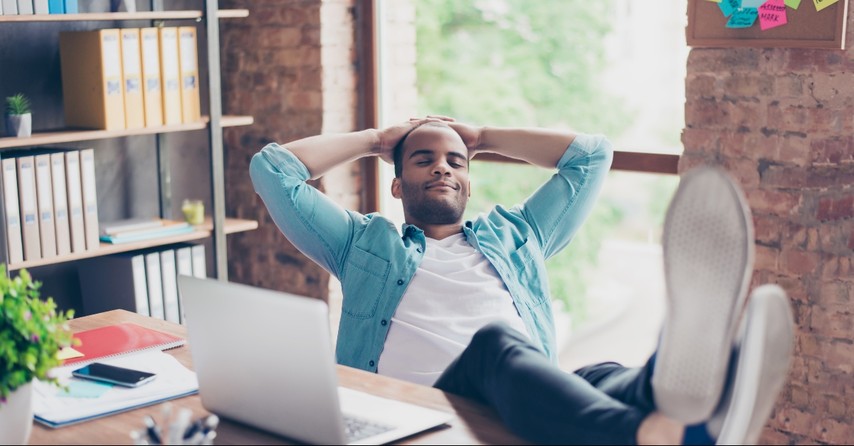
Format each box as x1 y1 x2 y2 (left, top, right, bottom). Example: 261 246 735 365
727 7 759 28
760 0 788 30
719 0 741 17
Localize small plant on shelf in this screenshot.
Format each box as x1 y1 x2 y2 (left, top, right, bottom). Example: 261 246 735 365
5 94 31 116
4 93 33 138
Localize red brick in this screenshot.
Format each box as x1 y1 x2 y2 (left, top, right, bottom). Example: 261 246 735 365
749 189 801 217
810 136 854 165
782 249 820 276
810 305 853 339
816 195 854 222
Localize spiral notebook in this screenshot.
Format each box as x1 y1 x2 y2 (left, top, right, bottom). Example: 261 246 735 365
62 322 185 367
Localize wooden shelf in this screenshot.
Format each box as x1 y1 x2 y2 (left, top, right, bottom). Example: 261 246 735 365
0 9 249 22
0 115 253 149
8 218 258 271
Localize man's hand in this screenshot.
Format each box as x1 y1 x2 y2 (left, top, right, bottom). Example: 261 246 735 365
376 117 455 164
412 115 484 157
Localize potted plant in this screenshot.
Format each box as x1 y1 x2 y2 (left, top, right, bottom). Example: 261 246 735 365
0 267 74 444
4 93 32 138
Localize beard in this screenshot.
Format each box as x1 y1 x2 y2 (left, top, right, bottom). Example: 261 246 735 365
400 179 467 225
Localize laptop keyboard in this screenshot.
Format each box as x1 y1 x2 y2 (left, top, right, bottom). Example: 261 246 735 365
343 414 395 443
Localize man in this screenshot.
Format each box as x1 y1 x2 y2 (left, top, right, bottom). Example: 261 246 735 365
250 118 793 444
250 117 608 380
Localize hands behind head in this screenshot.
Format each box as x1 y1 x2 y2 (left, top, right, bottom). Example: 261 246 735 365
376 115 482 164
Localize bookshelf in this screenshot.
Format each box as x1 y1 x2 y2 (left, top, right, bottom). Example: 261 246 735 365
0 115 252 149
0 4 253 286
10 218 258 271
0 9 250 22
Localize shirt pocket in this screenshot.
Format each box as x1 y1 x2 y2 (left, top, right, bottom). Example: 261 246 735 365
507 239 549 307
341 247 390 319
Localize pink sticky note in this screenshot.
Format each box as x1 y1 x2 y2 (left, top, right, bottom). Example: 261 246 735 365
759 0 788 30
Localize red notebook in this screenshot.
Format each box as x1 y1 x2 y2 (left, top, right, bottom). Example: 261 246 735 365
62 322 185 367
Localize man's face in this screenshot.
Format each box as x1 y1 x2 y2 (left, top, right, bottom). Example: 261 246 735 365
391 125 470 226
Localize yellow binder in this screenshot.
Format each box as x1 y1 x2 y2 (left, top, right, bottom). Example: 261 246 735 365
158 27 182 126
177 26 201 123
140 28 164 127
59 29 126 130
120 28 145 129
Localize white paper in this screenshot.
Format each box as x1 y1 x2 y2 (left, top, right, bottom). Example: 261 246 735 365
33 350 198 426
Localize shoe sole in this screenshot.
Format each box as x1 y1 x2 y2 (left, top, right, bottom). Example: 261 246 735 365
715 284 795 445
653 167 754 423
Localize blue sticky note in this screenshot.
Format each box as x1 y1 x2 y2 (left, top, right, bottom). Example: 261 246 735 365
727 8 759 28
58 380 113 398
741 0 765 7
719 0 741 16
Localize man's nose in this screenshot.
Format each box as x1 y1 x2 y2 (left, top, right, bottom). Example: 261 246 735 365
432 161 451 176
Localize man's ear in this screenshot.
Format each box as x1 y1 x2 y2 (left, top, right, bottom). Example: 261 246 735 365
391 177 402 199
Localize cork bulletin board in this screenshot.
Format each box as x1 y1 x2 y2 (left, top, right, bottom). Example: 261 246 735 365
687 0 849 49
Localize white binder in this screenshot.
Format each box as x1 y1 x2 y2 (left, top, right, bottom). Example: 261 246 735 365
2 158 24 265
34 153 57 258
50 152 72 256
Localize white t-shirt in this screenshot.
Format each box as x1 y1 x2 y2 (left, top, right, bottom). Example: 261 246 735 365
377 233 530 386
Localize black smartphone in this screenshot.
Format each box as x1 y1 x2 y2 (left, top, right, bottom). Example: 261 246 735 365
72 362 157 388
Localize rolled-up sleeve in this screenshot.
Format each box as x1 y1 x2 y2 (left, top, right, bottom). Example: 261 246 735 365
249 143 356 277
518 134 614 259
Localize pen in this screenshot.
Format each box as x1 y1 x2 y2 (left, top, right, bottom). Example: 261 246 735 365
202 414 219 434
143 415 162 445
130 429 150 445
168 408 193 445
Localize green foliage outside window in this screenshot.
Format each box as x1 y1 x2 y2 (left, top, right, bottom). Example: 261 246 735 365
415 0 629 323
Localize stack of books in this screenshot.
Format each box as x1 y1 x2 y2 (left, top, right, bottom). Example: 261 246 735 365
99 218 193 244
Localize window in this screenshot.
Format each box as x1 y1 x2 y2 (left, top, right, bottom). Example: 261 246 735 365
374 0 688 369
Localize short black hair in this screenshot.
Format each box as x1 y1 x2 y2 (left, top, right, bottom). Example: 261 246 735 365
392 122 467 178
392 127 416 178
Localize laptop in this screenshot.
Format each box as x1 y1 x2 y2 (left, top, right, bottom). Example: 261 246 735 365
177 275 453 445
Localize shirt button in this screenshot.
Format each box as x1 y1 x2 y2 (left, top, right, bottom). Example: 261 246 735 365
397 279 404 285
369 360 375 367
381 319 387 326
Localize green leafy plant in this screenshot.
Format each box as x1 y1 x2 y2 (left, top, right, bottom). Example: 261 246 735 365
5 93 32 116
0 267 74 403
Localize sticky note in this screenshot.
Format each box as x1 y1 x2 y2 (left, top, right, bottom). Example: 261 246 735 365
57 380 113 398
813 0 839 11
727 8 759 28
719 0 742 17
785 0 802 8
741 0 765 7
759 0 788 30
57 346 84 361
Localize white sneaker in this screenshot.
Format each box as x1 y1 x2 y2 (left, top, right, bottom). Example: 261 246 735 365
653 166 755 424
707 284 795 445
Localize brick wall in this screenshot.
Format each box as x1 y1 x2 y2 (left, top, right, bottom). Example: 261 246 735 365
219 0 361 301
682 13 854 444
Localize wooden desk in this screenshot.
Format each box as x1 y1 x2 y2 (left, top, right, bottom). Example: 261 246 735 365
30 310 527 445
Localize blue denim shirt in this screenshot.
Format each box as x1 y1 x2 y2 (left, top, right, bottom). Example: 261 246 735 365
249 133 613 373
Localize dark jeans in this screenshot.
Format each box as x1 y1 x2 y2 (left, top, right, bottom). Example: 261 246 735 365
433 322 657 445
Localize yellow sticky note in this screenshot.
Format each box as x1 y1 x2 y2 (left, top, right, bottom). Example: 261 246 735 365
706 0 722 3
813 0 839 11
57 346 85 360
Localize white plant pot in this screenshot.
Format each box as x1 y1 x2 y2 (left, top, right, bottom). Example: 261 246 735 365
5 113 32 138
0 382 34 445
